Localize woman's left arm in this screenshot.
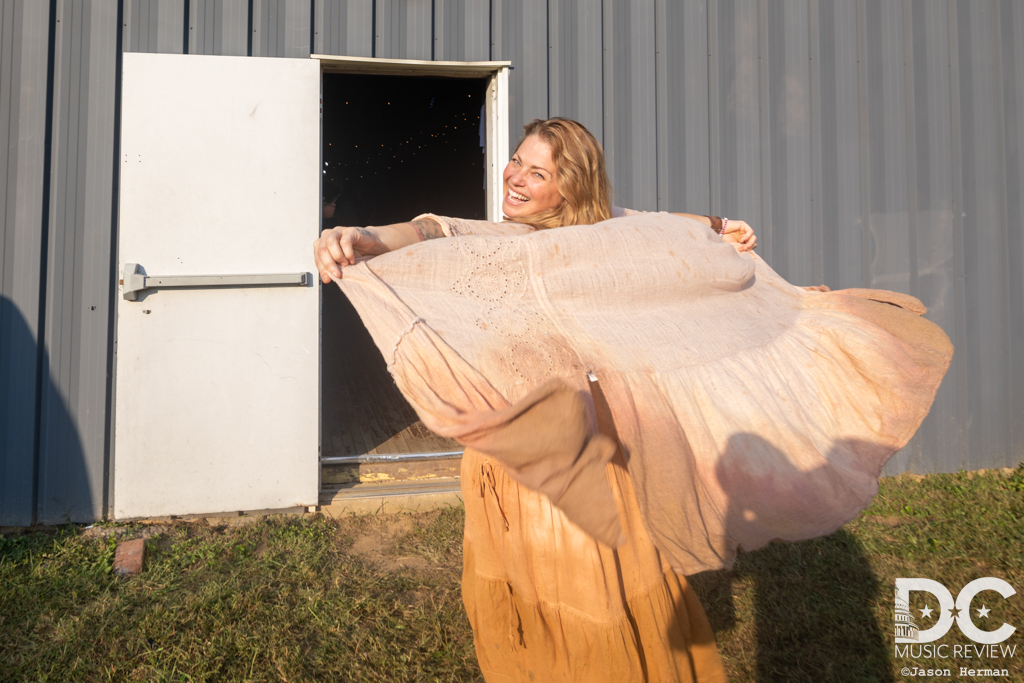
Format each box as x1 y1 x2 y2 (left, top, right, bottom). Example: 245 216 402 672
669 213 758 252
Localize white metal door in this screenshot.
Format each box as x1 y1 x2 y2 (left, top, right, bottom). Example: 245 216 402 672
114 53 320 519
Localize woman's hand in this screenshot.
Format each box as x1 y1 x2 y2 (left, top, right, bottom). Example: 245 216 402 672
313 226 385 283
721 219 758 252
313 219 444 283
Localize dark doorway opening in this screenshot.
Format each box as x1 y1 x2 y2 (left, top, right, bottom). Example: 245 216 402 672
321 73 487 460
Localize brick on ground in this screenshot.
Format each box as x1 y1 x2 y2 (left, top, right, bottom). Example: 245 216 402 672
113 538 146 576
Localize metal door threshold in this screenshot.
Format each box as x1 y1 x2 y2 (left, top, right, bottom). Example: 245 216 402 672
321 450 463 465
321 478 460 501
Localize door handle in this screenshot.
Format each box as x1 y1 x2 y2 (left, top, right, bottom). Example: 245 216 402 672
121 263 309 301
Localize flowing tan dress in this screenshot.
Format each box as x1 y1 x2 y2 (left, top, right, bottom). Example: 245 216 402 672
334 213 952 682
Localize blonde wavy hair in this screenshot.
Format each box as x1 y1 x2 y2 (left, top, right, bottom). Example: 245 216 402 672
510 118 613 230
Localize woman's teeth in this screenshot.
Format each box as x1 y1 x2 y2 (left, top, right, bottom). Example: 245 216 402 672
508 189 529 202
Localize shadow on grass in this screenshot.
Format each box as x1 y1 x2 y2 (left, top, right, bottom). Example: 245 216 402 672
692 530 892 683
688 432 897 682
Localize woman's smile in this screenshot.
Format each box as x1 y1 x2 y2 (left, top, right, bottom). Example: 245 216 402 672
506 188 530 205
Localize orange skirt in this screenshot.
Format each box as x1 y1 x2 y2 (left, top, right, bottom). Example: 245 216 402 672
460 448 727 683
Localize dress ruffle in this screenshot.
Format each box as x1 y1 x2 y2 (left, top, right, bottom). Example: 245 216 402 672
460 448 726 683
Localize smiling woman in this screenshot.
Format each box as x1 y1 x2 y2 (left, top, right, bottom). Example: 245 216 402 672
499 119 612 229
312 118 753 683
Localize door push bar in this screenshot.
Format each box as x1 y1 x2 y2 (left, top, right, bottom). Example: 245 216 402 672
121 263 309 301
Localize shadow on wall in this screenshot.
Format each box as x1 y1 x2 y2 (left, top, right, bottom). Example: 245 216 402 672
0 295 90 526
689 433 894 681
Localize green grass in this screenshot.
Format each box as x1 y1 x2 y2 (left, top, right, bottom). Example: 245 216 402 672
697 466 1024 682
0 509 475 682
2 466 1022 682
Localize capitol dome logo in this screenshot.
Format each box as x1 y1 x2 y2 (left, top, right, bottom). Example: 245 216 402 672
895 588 920 641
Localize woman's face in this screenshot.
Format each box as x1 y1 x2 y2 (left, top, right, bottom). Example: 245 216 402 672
502 135 563 218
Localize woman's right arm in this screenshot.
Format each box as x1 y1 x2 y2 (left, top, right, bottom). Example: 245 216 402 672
313 217 445 283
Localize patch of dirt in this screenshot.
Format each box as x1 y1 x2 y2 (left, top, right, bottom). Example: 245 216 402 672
342 511 458 577
399 589 430 607
345 515 426 571
380 554 429 572
80 524 176 541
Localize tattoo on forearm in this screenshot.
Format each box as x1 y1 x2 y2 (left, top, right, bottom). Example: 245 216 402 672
411 218 444 241
357 228 374 239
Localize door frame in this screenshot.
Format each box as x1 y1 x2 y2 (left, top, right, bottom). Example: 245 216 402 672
313 55 511 222
313 56 510 503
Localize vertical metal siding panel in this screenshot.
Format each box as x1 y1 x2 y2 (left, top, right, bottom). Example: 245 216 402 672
494 0 547 148
291 0 313 57
601 0 620 201
156 0 185 53
252 0 310 58
862 2 911 315
547 0 602 141
656 0 708 213
468 0 491 61
765 0 812 283
945 0 971 469
991 0 1018 471
756 0 772 263
315 0 373 57
600 0 655 210
712 0 764 245
891 0 961 475
190 0 247 56
807 0 823 285
957 1 1011 468
0 0 49 526
124 0 185 53
707 0 719 211
374 0 429 60
438 0 489 61
436 0 488 61
374 0 390 57
1001 0 1024 466
38 0 118 524
629 0 656 210
817 0 863 291
819 2 852 287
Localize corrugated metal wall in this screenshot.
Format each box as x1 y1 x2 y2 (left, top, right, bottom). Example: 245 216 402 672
2 0 1022 525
